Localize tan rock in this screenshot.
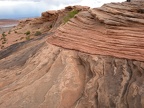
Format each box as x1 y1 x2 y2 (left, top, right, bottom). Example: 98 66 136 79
0 2 144 108
0 41 144 108
41 10 58 21
65 5 90 11
11 5 89 37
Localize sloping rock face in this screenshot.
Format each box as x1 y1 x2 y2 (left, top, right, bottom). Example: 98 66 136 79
0 38 144 108
0 2 144 108
14 6 89 34
48 1 144 61
0 6 89 50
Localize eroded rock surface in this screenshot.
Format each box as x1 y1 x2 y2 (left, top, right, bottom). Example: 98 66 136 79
0 41 144 108
14 5 89 34
48 1 144 61
0 1 144 108
0 5 89 50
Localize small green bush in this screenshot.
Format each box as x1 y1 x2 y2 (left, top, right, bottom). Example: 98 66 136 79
2 41 6 44
25 31 30 35
2 32 6 37
34 31 42 36
25 36 30 40
8 31 11 34
1 32 7 44
63 10 79 23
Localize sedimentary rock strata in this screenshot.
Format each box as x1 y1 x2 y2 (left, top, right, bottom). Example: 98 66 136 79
0 1 144 108
48 1 144 61
14 5 89 34
0 39 144 108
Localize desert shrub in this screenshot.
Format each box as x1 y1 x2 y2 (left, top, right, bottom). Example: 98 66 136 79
1 32 7 43
15 31 17 33
25 31 30 35
2 32 6 37
1 32 7 44
8 31 11 34
25 36 30 40
63 10 79 23
2 41 6 44
34 31 42 36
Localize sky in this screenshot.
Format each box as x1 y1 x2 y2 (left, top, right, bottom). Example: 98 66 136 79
0 0 125 19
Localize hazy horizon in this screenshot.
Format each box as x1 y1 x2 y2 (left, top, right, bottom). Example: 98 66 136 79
0 0 125 19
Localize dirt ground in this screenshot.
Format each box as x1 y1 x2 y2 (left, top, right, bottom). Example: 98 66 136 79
0 19 34 50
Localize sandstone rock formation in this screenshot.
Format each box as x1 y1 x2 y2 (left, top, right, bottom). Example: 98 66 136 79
14 5 89 34
0 1 144 108
0 36 144 108
48 1 144 62
0 6 89 50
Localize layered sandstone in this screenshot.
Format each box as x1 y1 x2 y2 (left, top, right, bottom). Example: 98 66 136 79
0 6 89 50
48 1 144 61
0 1 144 108
14 6 89 34
0 37 144 108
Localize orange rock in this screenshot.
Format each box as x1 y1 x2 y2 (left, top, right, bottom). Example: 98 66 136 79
48 1 144 62
0 2 144 108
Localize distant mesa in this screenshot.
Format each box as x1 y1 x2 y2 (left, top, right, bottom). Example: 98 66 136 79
0 19 18 27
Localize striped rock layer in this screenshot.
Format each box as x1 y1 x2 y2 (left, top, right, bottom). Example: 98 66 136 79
48 1 144 61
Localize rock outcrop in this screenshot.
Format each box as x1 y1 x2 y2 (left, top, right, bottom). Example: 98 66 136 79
0 1 144 108
14 6 89 34
48 1 144 62
0 5 89 50
0 38 144 108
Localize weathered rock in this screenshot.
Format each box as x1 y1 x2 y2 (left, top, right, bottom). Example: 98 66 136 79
13 6 89 35
0 2 144 108
48 1 144 62
0 40 144 108
41 10 58 21
65 5 90 11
